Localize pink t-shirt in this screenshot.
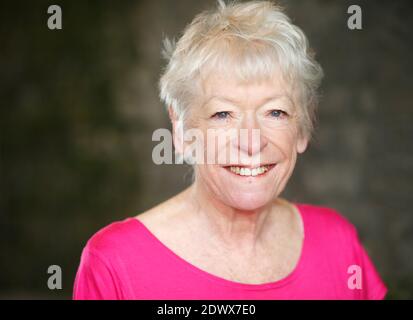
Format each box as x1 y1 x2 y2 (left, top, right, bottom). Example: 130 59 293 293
73 203 387 300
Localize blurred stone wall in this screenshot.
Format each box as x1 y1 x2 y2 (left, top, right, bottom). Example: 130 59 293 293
1 0 412 298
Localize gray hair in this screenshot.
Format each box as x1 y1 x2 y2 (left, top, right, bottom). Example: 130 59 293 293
159 0 323 140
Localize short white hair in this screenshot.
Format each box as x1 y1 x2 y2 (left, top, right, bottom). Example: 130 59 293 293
159 0 323 140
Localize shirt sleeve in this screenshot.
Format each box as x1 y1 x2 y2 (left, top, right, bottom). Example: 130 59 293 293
351 228 388 300
73 245 120 300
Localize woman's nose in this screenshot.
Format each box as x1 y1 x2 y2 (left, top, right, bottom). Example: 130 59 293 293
236 114 268 157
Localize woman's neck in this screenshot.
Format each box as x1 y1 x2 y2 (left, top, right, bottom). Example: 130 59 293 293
186 182 279 253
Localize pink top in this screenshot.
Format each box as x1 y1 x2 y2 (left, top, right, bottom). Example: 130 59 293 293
73 203 387 300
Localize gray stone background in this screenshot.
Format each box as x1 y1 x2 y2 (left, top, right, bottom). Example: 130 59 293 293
1 0 412 298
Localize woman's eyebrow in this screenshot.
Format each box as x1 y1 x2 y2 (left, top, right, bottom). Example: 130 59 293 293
205 94 289 107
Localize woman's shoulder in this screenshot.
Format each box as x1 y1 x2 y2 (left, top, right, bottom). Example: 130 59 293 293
296 202 364 264
83 217 144 257
295 202 358 239
295 202 387 299
84 190 187 257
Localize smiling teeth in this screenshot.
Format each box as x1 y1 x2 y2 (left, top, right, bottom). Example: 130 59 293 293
229 166 270 176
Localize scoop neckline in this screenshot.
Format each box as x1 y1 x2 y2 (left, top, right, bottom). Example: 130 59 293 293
128 202 308 290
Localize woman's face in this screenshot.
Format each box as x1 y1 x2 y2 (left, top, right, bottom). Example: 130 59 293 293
181 73 308 211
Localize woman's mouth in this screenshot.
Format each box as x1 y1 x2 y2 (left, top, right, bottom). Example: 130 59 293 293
223 164 276 177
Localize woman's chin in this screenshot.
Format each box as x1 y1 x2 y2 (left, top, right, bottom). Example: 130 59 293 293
225 192 273 211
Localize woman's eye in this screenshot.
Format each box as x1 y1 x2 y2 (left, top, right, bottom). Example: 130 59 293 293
268 109 287 118
212 111 231 120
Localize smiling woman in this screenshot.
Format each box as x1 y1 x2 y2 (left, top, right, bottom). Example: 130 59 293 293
73 0 387 300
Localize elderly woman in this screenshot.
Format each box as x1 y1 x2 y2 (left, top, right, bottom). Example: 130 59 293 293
73 0 387 299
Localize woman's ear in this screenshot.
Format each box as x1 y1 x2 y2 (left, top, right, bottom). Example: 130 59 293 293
168 106 184 156
296 135 308 154
168 106 176 122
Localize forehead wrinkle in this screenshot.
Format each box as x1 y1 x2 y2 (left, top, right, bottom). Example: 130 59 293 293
199 70 296 109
